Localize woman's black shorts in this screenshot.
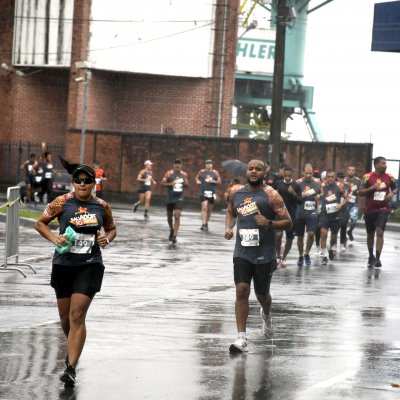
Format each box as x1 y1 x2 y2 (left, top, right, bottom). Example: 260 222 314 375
51 263 105 299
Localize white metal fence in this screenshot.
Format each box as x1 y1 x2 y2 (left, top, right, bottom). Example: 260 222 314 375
0 186 37 278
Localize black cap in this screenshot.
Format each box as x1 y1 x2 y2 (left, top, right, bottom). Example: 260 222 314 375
206 159 213 164
174 159 182 164
72 165 96 179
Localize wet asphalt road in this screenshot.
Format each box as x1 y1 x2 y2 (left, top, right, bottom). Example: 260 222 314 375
0 203 400 400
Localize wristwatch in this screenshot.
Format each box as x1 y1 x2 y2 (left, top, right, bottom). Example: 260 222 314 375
106 237 110 245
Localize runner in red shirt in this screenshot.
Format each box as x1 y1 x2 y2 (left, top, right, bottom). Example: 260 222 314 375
359 156 398 268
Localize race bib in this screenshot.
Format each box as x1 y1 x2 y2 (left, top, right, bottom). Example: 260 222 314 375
326 203 338 214
239 229 260 247
35 176 42 183
95 178 101 184
304 201 315 211
349 195 356 203
204 190 213 198
173 178 183 192
69 233 95 254
45 172 52 179
374 191 386 201
145 178 151 186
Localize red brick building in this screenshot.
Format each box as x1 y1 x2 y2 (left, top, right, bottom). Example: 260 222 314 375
0 0 240 155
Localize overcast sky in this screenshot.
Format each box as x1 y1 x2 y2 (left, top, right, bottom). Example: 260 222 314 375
286 0 400 174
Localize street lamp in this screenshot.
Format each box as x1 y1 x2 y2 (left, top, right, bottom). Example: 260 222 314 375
75 61 92 164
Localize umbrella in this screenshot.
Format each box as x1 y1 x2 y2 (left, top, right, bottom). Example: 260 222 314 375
221 159 247 177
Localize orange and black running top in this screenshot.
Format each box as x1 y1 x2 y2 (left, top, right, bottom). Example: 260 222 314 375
39 192 115 266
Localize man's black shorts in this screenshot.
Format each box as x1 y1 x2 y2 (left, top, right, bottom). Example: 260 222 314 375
51 263 105 299
319 212 342 234
200 195 215 204
364 211 389 234
294 214 318 236
233 257 277 295
166 201 183 212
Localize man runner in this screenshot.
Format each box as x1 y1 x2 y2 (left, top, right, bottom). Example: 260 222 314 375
225 159 292 353
359 156 398 268
295 164 321 266
273 165 300 267
344 165 362 242
161 159 189 244
195 160 221 231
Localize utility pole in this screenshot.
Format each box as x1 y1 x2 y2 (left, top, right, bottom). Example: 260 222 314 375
269 0 287 172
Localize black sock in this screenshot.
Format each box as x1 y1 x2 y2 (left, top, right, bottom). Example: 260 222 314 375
376 250 381 260
368 247 374 258
144 209 148 214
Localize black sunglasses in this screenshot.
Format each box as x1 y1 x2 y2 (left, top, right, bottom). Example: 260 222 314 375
73 177 95 184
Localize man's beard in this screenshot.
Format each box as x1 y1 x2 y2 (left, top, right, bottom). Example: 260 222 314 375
247 177 263 186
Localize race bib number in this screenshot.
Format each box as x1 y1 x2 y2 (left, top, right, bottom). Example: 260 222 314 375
69 233 95 254
374 191 386 201
35 176 42 183
304 201 315 211
239 229 259 247
45 172 52 179
349 195 356 203
326 203 338 214
204 190 213 198
173 178 183 192
95 178 101 184
145 178 151 186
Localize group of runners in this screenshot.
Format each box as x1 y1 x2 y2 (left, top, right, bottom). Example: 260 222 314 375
132 158 221 243
33 155 397 384
20 148 59 203
226 157 397 353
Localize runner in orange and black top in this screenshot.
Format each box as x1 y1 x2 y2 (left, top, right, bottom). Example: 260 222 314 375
319 169 349 265
93 160 107 199
273 165 300 267
264 161 279 186
35 161 116 387
161 159 189 244
359 156 398 268
225 159 292 353
344 165 362 242
133 160 157 221
20 153 38 202
295 164 321 266
195 159 221 231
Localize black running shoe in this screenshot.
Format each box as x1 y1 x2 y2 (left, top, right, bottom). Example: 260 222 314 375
60 365 76 387
328 249 335 260
297 256 304 267
200 224 206 231
133 202 139 213
347 229 354 241
304 254 312 266
367 256 376 268
322 256 328 265
144 214 149 221
374 259 382 268
168 230 174 242
172 236 177 244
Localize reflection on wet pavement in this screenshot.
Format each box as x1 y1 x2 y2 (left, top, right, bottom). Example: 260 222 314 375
0 206 399 399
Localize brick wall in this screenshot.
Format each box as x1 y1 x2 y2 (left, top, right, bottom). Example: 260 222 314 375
62 130 373 203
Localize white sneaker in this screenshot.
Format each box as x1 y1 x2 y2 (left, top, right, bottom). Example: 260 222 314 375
229 337 248 353
260 307 273 337
340 244 346 253
278 259 287 268
314 246 322 256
